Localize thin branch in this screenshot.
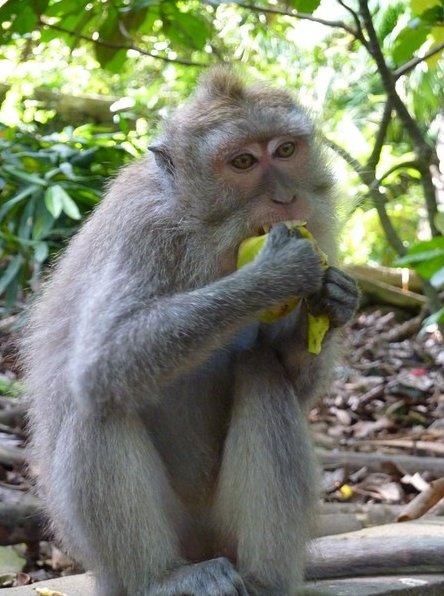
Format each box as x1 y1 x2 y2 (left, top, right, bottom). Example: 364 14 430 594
239 3 360 39
374 160 421 186
367 99 393 173
394 40 444 79
38 18 207 67
357 1 427 152
325 137 406 256
336 0 369 48
324 137 364 178
358 0 439 236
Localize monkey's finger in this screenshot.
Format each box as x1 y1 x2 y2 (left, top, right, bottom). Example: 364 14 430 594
234 579 249 596
266 222 290 247
324 281 359 305
324 266 358 295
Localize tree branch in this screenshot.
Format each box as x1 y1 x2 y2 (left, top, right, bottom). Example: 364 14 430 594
394 40 444 79
374 160 421 186
38 18 208 67
336 0 369 48
357 1 427 152
325 137 406 256
357 0 439 236
239 3 361 40
367 99 393 173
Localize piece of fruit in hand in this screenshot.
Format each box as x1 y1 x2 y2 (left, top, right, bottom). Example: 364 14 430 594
237 222 329 354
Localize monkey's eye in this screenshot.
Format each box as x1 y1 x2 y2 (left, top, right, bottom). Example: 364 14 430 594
275 141 296 159
230 153 257 170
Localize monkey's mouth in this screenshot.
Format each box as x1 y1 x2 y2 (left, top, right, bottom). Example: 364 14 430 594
260 219 306 234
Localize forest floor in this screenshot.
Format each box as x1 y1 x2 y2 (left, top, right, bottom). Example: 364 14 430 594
0 306 442 587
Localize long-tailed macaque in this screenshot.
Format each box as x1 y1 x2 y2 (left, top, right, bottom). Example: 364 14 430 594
23 68 358 595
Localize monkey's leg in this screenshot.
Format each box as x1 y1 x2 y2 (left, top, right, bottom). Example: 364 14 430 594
49 413 247 596
48 412 184 596
212 344 318 596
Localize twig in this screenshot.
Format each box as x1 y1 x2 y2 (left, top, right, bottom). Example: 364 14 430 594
373 160 421 186
239 3 359 38
367 99 393 173
398 477 444 522
39 18 207 67
394 40 444 79
325 137 406 255
350 439 444 457
336 0 369 47
358 0 439 237
317 448 444 476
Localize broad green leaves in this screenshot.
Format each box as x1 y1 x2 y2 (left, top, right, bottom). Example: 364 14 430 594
392 26 429 64
0 0 214 71
396 238 444 289
287 0 322 12
0 124 134 305
45 185 81 220
390 0 444 67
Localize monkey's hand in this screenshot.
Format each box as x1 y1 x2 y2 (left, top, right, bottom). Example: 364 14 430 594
253 223 324 301
307 266 359 329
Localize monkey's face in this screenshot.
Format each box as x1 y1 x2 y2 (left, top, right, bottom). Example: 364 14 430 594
213 133 315 234
153 89 335 274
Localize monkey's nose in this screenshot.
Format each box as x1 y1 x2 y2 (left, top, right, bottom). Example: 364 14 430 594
271 194 297 204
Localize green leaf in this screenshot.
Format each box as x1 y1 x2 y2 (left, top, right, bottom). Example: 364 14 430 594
32 199 55 240
378 3 405 42
0 255 23 296
395 238 444 278
10 6 38 34
162 5 211 51
422 306 444 329
411 0 441 13
34 241 49 263
18 196 36 241
396 247 444 265
131 0 160 8
100 48 129 75
392 25 428 64
431 266 444 289
288 0 321 12
61 191 82 220
95 12 127 69
44 185 65 218
0 185 37 220
70 147 99 166
2 165 47 187
45 0 90 17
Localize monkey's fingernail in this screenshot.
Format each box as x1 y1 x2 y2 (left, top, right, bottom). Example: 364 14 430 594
262 224 271 233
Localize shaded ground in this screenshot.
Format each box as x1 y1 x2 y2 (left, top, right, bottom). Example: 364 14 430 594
0 307 442 587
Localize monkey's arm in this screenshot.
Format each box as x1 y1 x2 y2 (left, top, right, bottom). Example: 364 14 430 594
265 267 359 407
69 234 323 408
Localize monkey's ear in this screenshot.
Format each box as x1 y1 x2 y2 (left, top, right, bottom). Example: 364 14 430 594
148 144 175 175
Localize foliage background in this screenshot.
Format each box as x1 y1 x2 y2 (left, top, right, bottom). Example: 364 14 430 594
0 0 443 317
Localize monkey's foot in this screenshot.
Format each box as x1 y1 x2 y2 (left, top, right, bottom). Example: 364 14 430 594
148 557 248 595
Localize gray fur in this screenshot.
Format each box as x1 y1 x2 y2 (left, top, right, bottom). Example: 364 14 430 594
22 68 358 595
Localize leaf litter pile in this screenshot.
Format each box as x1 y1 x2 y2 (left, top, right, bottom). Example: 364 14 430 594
0 308 442 587
312 309 444 512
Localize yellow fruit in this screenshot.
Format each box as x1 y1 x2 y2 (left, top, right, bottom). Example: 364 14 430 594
307 312 330 355
237 223 330 354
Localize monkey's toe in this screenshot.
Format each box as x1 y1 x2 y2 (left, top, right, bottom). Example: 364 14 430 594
148 557 248 595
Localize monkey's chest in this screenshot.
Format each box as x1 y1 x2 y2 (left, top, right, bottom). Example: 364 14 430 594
143 323 260 498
